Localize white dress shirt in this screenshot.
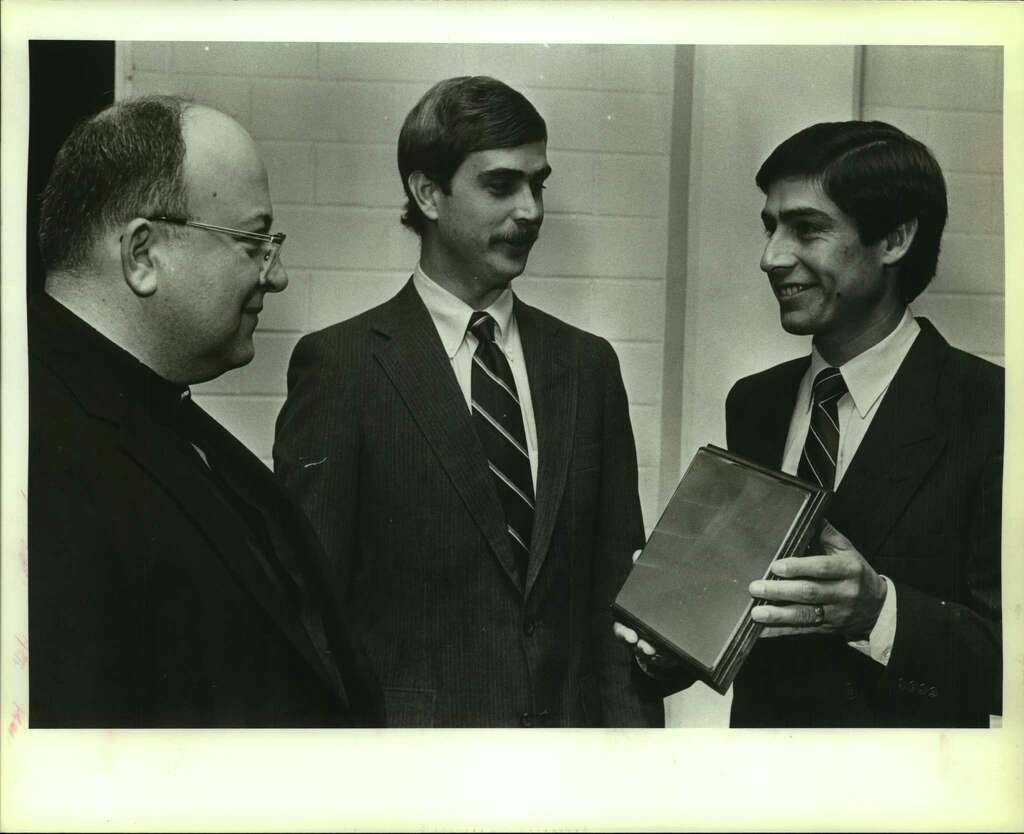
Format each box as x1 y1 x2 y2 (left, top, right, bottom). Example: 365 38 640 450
780 309 921 665
412 265 539 489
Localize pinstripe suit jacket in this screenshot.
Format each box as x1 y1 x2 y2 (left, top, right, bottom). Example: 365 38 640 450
274 280 663 727
725 318 1002 727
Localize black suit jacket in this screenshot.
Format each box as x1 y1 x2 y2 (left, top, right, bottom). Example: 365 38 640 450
725 318 1002 727
274 281 662 727
28 294 383 727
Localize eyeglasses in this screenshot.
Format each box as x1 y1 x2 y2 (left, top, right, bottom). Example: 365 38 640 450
148 216 286 284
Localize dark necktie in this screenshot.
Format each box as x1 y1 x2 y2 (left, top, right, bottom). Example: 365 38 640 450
468 311 534 586
797 366 848 490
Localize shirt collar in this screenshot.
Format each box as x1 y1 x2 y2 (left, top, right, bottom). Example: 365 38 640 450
807 308 921 418
412 263 515 358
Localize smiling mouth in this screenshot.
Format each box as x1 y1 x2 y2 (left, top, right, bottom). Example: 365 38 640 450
775 284 814 299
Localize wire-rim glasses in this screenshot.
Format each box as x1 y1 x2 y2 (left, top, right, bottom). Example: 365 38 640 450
148 216 286 283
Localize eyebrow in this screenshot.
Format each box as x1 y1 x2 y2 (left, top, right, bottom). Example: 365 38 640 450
761 206 835 226
478 164 553 181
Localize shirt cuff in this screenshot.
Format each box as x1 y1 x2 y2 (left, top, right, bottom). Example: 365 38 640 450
847 576 897 666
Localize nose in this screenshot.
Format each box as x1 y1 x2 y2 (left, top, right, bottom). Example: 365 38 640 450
759 230 795 275
514 183 543 224
262 258 289 293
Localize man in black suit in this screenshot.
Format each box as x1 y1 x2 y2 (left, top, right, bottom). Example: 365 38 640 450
619 121 1002 727
29 95 383 727
274 76 662 727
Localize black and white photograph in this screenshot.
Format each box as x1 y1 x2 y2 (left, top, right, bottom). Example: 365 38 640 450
2 1 1022 830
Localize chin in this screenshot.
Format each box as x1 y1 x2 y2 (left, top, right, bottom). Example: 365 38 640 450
477 268 519 290
225 341 257 371
778 312 821 336
186 341 255 384
492 263 526 285
490 249 531 280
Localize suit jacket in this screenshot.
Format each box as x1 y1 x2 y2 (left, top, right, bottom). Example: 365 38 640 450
724 318 1002 727
28 294 384 728
274 280 663 727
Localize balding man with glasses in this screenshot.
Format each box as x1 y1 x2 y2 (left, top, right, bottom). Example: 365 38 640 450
28 95 383 727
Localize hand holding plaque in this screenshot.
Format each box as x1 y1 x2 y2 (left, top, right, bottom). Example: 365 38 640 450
749 522 888 640
612 445 831 694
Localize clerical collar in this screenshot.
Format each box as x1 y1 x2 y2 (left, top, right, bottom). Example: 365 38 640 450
32 292 192 417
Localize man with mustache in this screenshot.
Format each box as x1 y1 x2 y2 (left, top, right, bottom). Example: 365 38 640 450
274 76 662 727
620 121 1002 727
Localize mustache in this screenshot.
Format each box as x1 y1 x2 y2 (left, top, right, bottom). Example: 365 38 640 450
492 226 540 246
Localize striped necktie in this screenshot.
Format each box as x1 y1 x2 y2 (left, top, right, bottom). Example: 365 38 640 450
797 366 848 490
468 311 534 586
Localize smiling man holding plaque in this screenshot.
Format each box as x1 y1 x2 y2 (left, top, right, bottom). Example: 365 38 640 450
619 121 1002 728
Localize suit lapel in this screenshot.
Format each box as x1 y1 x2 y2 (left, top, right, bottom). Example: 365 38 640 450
193 411 352 703
515 299 577 597
370 281 522 590
116 401 344 697
830 322 949 560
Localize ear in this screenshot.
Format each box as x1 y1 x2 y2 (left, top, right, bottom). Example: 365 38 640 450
407 171 443 222
880 218 918 267
119 218 160 297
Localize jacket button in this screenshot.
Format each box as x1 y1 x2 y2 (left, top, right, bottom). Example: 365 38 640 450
929 686 939 698
845 682 858 701
520 713 534 728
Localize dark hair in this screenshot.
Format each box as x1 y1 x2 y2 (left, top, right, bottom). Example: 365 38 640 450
397 76 547 236
755 121 948 303
38 94 193 273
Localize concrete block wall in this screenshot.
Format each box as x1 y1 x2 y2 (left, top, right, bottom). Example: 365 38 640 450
120 42 675 526
862 46 1004 364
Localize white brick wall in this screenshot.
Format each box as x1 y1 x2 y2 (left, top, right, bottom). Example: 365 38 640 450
119 42 675 525
862 45 1005 365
